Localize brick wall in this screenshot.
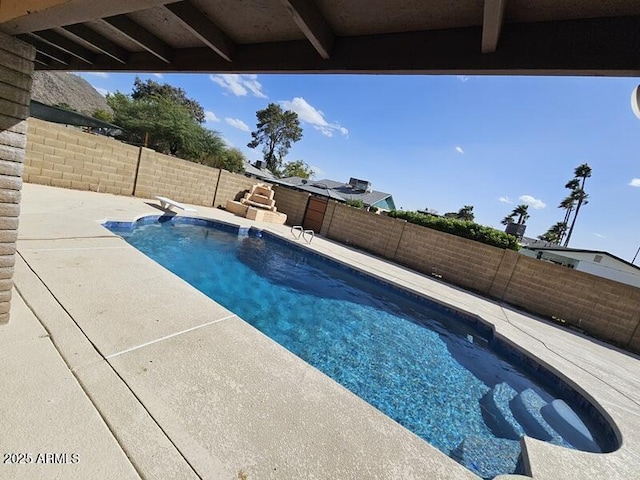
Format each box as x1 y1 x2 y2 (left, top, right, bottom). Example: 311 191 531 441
395 222 505 294
0 33 34 323
501 255 640 350
134 149 219 206
212 170 260 208
272 185 309 226
24 118 138 195
320 201 640 353
324 203 406 259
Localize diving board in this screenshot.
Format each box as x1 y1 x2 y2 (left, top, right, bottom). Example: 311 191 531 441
154 196 197 212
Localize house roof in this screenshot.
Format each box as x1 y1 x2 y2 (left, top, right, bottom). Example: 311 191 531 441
278 177 393 207
243 161 276 181
522 245 640 272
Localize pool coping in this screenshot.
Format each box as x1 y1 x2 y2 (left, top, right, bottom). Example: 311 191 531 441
10 184 640 480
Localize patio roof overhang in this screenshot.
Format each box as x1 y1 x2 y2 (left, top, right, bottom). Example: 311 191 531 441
1 1 640 76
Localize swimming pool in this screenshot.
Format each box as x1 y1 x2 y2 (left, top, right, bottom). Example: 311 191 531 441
105 216 616 479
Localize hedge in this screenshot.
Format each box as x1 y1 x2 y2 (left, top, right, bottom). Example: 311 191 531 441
387 210 520 251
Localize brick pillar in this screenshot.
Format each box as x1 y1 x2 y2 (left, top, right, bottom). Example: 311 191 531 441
0 32 35 323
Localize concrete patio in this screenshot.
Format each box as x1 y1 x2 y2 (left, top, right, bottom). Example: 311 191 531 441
1 183 639 479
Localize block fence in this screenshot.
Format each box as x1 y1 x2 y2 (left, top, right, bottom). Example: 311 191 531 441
21 118 640 353
23 118 278 210
320 202 640 353
0 33 35 323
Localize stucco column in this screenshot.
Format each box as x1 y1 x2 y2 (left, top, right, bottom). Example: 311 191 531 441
0 32 35 323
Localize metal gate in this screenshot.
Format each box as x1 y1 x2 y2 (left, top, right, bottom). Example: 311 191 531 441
302 196 328 232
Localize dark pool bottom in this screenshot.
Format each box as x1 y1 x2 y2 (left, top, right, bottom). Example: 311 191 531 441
105 216 617 479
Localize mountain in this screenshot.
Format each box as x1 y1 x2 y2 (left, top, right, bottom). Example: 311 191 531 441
31 71 111 115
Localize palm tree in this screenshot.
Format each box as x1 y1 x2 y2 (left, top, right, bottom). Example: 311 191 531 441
511 204 529 224
557 196 575 243
501 215 515 225
538 222 567 244
456 205 474 221
563 163 592 246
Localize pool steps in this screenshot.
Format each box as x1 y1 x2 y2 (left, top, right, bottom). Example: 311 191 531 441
480 383 525 440
452 436 521 479
458 382 600 478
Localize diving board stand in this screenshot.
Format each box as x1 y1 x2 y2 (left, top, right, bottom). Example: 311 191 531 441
155 196 197 212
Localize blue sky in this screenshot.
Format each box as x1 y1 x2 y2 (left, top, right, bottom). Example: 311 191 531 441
79 72 640 262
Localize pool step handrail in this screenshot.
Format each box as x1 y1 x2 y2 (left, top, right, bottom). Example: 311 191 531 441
291 225 314 244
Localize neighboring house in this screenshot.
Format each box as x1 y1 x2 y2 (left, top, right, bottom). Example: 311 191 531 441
279 176 396 211
520 243 640 288
243 160 277 182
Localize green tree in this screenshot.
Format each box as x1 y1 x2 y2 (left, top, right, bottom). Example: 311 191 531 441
202 147 246 173
107 92 223 160
247 103 303 173
456 205 475 221
538 222 567 244
510 204 530 224
92 108 114 123
277 160 314 179
563 163 592 246
501 215 515 225
131 77 205 123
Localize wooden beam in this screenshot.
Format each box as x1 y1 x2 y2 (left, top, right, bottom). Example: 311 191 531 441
280 0 334 59
165 1 235 62
39 16 640 77
61 24 129 64
482 0 507 53
17 34 70 65
101 15 173 63
30 29 96 64
34 52 51 66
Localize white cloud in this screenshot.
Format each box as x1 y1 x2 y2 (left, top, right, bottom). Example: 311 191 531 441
84 72 109 78
455 146 464 154
629 178 640 187
518 195 546 210
225 117 250 132
593 233 606 238
280 97 348 138
95 87 110 97
499 196 512 204
457 75 471 82
204 111 220 123
210 74 267 98
152 73 163 79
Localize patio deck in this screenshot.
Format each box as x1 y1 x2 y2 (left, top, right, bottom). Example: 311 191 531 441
1 183 639 479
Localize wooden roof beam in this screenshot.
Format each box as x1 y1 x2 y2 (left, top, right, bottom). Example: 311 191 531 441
30 29 96 64
280 0 334 59
17 34 70 65
61 23 129 64
101 15 173 63
482 0 507 53
165 1 234 62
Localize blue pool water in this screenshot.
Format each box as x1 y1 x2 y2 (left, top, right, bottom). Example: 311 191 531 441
106 217 614 479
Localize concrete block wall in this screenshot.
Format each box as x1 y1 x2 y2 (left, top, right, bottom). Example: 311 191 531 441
272 186 309 226
320 203 640 352
395 222 505 294
213 170 260 208
502 254 640 350
324 203 406 259
24 118 138 195
134 149 219 206
0 33 34 323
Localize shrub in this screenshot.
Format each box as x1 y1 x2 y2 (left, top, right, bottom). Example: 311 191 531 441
346 199 364 209
387 210 520 251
